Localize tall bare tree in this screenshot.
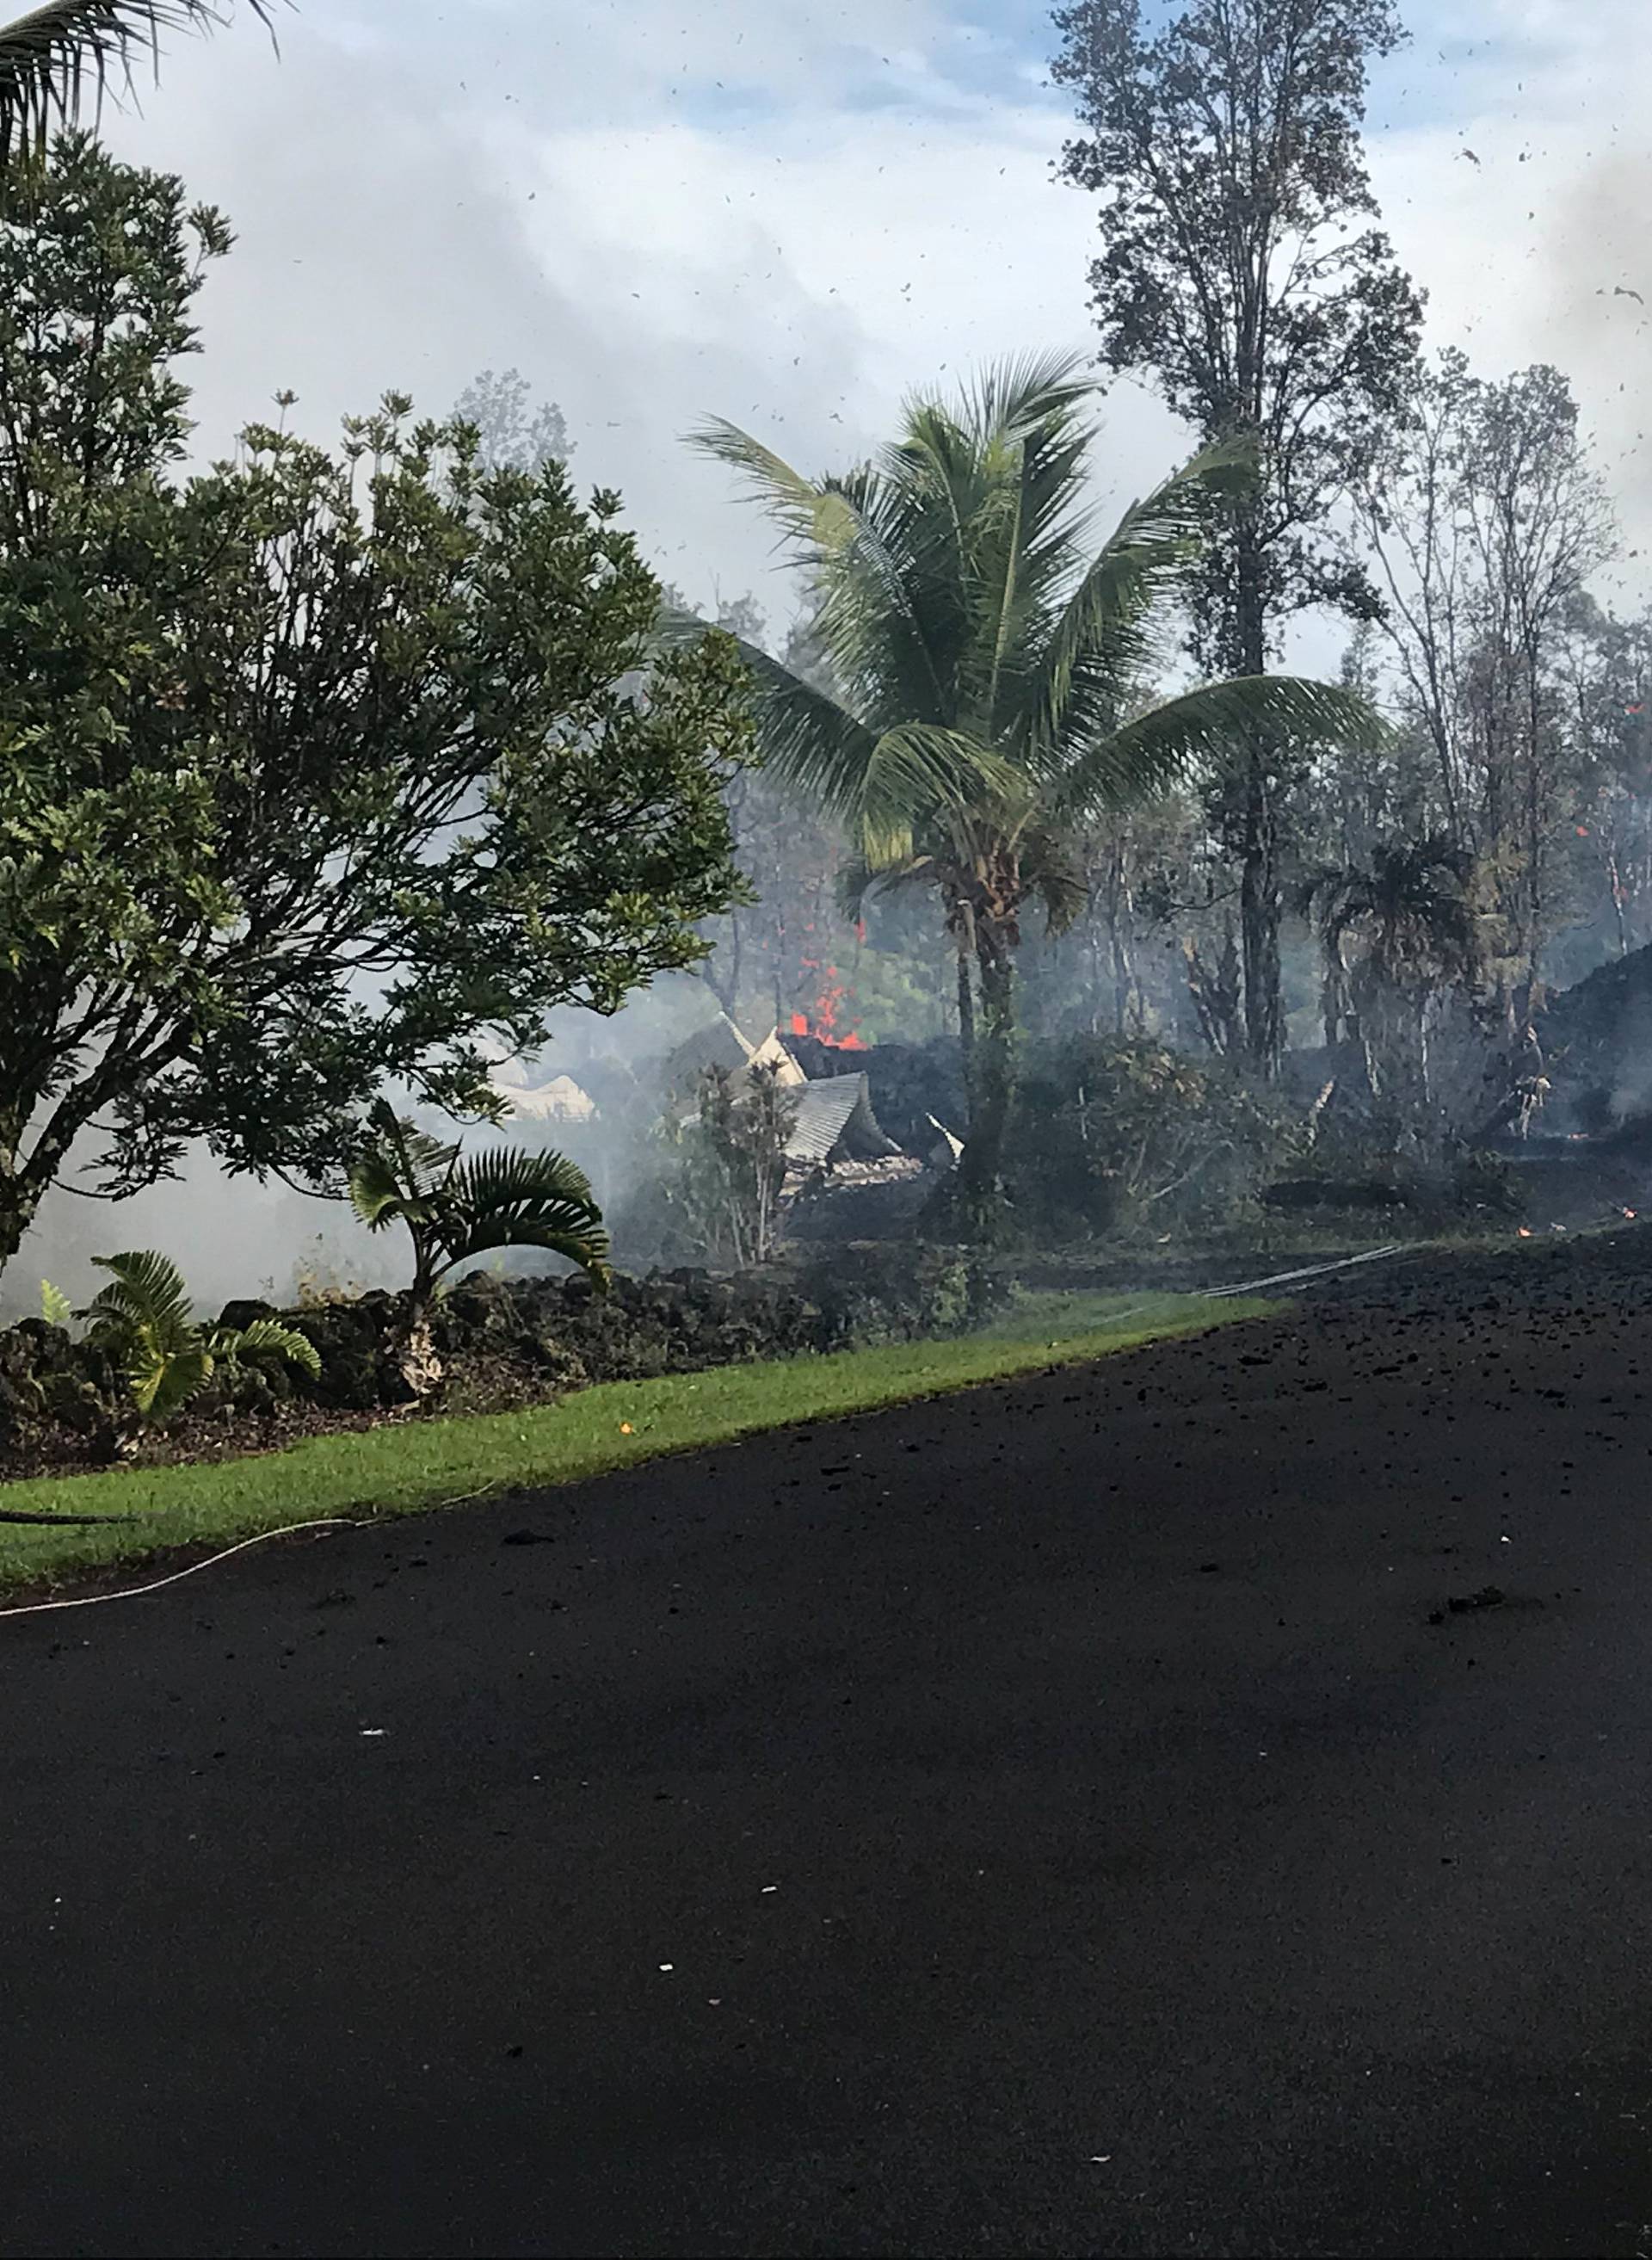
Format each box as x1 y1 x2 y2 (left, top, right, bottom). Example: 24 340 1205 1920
1052 0 1422 1072
1357 354 1616 1013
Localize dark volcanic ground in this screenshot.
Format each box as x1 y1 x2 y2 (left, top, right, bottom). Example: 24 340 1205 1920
8 1231 1652 2257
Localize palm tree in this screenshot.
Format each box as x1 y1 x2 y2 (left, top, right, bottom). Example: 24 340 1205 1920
1299 836 1480 1145
0 0 278 160
678 352 1388 1229
348 1102 612 1395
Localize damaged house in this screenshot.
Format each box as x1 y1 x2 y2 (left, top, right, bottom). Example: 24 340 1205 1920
667 1013 911 1186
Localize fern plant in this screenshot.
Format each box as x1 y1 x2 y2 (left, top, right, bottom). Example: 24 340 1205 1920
348 1100 611 1393
81 1250 320 1422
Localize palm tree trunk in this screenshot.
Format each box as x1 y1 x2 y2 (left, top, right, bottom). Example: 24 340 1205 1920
954 925 1015 1232
398 1306 442 1398
1359 978 1430 1155
956 948 977 1093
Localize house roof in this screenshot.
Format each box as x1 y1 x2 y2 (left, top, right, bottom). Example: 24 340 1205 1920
662 1013 755 1091
784 1073 898 1166
743 1028 808 1090
491 1074 596 1122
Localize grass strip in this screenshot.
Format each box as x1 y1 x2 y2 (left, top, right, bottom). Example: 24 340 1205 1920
0 1289 1275 1593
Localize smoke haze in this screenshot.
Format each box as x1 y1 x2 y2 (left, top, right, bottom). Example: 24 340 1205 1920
21 0 1652 1305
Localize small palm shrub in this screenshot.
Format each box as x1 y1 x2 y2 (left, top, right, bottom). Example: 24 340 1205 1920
348 1101 611 1393
77 1250 321 1430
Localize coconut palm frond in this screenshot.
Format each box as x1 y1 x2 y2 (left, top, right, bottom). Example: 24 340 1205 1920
861 721 1019 831
835 842 934 918
1055 675 1393 819
1016 433 1261 776
684 417 865 559
0 0 281 162
653 602 887 824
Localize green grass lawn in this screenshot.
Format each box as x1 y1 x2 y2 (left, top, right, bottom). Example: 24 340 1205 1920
0 1289 1276 1596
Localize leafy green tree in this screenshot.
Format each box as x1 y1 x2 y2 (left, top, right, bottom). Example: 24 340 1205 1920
0 135 750 1279
681 352 1384 1232
0 0 276 159
1052 0 1423 1072
348 1102 611 1392
80 1247 318 1425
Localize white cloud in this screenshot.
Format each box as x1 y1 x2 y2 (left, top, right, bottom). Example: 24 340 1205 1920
97 0 1179 635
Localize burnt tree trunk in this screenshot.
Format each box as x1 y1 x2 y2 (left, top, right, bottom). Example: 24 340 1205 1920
1235 532 1285 1078
956 948 977 1112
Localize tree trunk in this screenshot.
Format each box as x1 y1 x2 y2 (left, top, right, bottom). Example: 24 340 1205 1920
1235 528 1285 1078
1359 976 1431 1156
1609 850 1630 959
952 926 1015 1236
397 1298 443 1399
956 946 977 1115
0 1177 40 1288
1241 813 1283 1071
702 914 742 1017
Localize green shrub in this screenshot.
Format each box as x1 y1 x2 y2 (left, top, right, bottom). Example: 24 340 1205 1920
80 1251 321 1425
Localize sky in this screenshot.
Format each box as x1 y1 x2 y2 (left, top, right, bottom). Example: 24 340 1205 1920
79 0 1652 663
94 0 1652 659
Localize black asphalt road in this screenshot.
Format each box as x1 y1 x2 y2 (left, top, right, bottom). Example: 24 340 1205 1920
8 1236 1652 2257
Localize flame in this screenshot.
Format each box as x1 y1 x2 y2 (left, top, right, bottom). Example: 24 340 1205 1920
1518 1226 1533 1237
791 959 866 1048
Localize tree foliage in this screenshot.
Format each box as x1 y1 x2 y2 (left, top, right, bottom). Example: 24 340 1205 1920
349 1100 611 1392
1009 1034 1302 1238
1300 835 1479 1143
0 136 750 1274
680 350 1384 1227
0 0 278 162
642 1063 797 1272
1052 0 1423 1069
348 1102 611 1301
1354 350 1616 1005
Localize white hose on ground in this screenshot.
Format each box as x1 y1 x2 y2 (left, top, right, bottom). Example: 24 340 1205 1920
0 1518 365 1621
1200 1244 1404 1299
